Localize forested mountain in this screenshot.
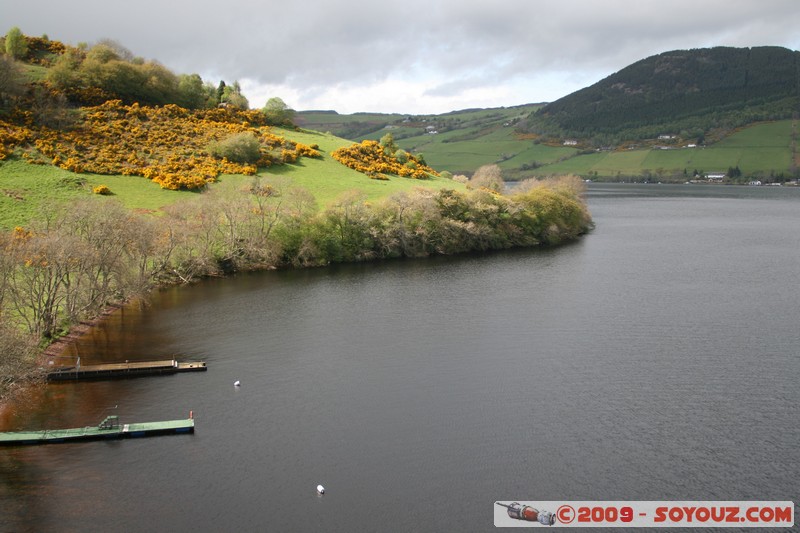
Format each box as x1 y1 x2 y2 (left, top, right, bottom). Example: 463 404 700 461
520 46 800 144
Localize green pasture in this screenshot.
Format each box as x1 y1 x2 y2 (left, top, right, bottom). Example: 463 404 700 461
0 159 200 229
296 111 405 127
0 128 466 230
399 119 571 175
1 114 793 229
301 104 543 175
531 120 794 178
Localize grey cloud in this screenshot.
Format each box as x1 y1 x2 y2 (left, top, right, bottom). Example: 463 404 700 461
5 0 800 110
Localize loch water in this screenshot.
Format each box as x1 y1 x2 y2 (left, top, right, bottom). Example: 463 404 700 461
1 183 798 532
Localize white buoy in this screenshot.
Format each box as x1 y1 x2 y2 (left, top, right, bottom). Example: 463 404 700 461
316 484 325 495
234 380 241 387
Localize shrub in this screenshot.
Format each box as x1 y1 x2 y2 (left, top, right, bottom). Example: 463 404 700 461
208 132 261 164
331 140 438 179
93 184 112 195
468 164 505 193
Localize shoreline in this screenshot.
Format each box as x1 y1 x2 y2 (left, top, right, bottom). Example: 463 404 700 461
2 183 594 412
39 303 126 363
0 303 127 415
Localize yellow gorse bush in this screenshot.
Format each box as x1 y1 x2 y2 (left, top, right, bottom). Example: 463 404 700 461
331 140 437 180
0 100 321 190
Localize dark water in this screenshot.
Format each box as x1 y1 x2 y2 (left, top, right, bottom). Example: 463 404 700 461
1 183 798 532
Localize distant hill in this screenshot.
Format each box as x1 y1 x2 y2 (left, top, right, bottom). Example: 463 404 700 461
3 30 796 185
520 46 800 143
295 105 540 144
295 105 544 177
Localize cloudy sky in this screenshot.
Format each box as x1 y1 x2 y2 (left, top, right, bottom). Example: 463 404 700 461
5 0 800 114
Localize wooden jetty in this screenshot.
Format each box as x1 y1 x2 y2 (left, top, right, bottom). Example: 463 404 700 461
0 413 195 446
47 359 207 381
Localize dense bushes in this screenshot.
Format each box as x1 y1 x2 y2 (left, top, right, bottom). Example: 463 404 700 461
331 139 437 179
0 100 320 189
0 175 591 330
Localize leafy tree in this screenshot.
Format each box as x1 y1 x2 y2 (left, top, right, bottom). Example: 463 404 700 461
3 27 27 59
379 132 398 155
138 61 179 104
261 96 295 125
44 47 84 91
177 73 207 109
221 82 249 109
95 38 135 62
85 43 120 64
203 81 219 107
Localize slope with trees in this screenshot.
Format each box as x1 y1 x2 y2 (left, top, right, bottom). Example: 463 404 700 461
520 46 800 145
0 28 594 402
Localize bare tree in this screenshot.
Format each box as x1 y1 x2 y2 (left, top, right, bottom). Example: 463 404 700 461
0 316 41 400
469 164 505 194
0 54 25 109
7 230 82 337
163 196 223 281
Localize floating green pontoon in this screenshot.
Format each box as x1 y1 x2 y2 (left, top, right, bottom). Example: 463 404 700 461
0 413 195 446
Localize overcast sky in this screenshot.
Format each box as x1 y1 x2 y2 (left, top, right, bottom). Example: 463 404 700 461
5 0 800 114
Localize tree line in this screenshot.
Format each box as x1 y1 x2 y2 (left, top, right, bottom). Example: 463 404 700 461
0 176 592 399
1 28 296 125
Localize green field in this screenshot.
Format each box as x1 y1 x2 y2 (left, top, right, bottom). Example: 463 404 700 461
3 117 792 230
301 105 796 182
509 120 795 180
2 111 793 230
0 128 466 230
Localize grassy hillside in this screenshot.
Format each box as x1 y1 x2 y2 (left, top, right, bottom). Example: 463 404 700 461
305 109 796 182
298 99 797 183
297 47 799 182
0 126 465 230
0 30 465 229
534 120 796 181
521 46 800 143
3 31 796 205
297 105 544 175
1 30 595 400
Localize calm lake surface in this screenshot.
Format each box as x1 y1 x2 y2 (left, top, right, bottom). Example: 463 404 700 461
1 183 798 532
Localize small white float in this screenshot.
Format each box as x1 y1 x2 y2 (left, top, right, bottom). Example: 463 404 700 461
316 484 325 495
234 380 241 387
